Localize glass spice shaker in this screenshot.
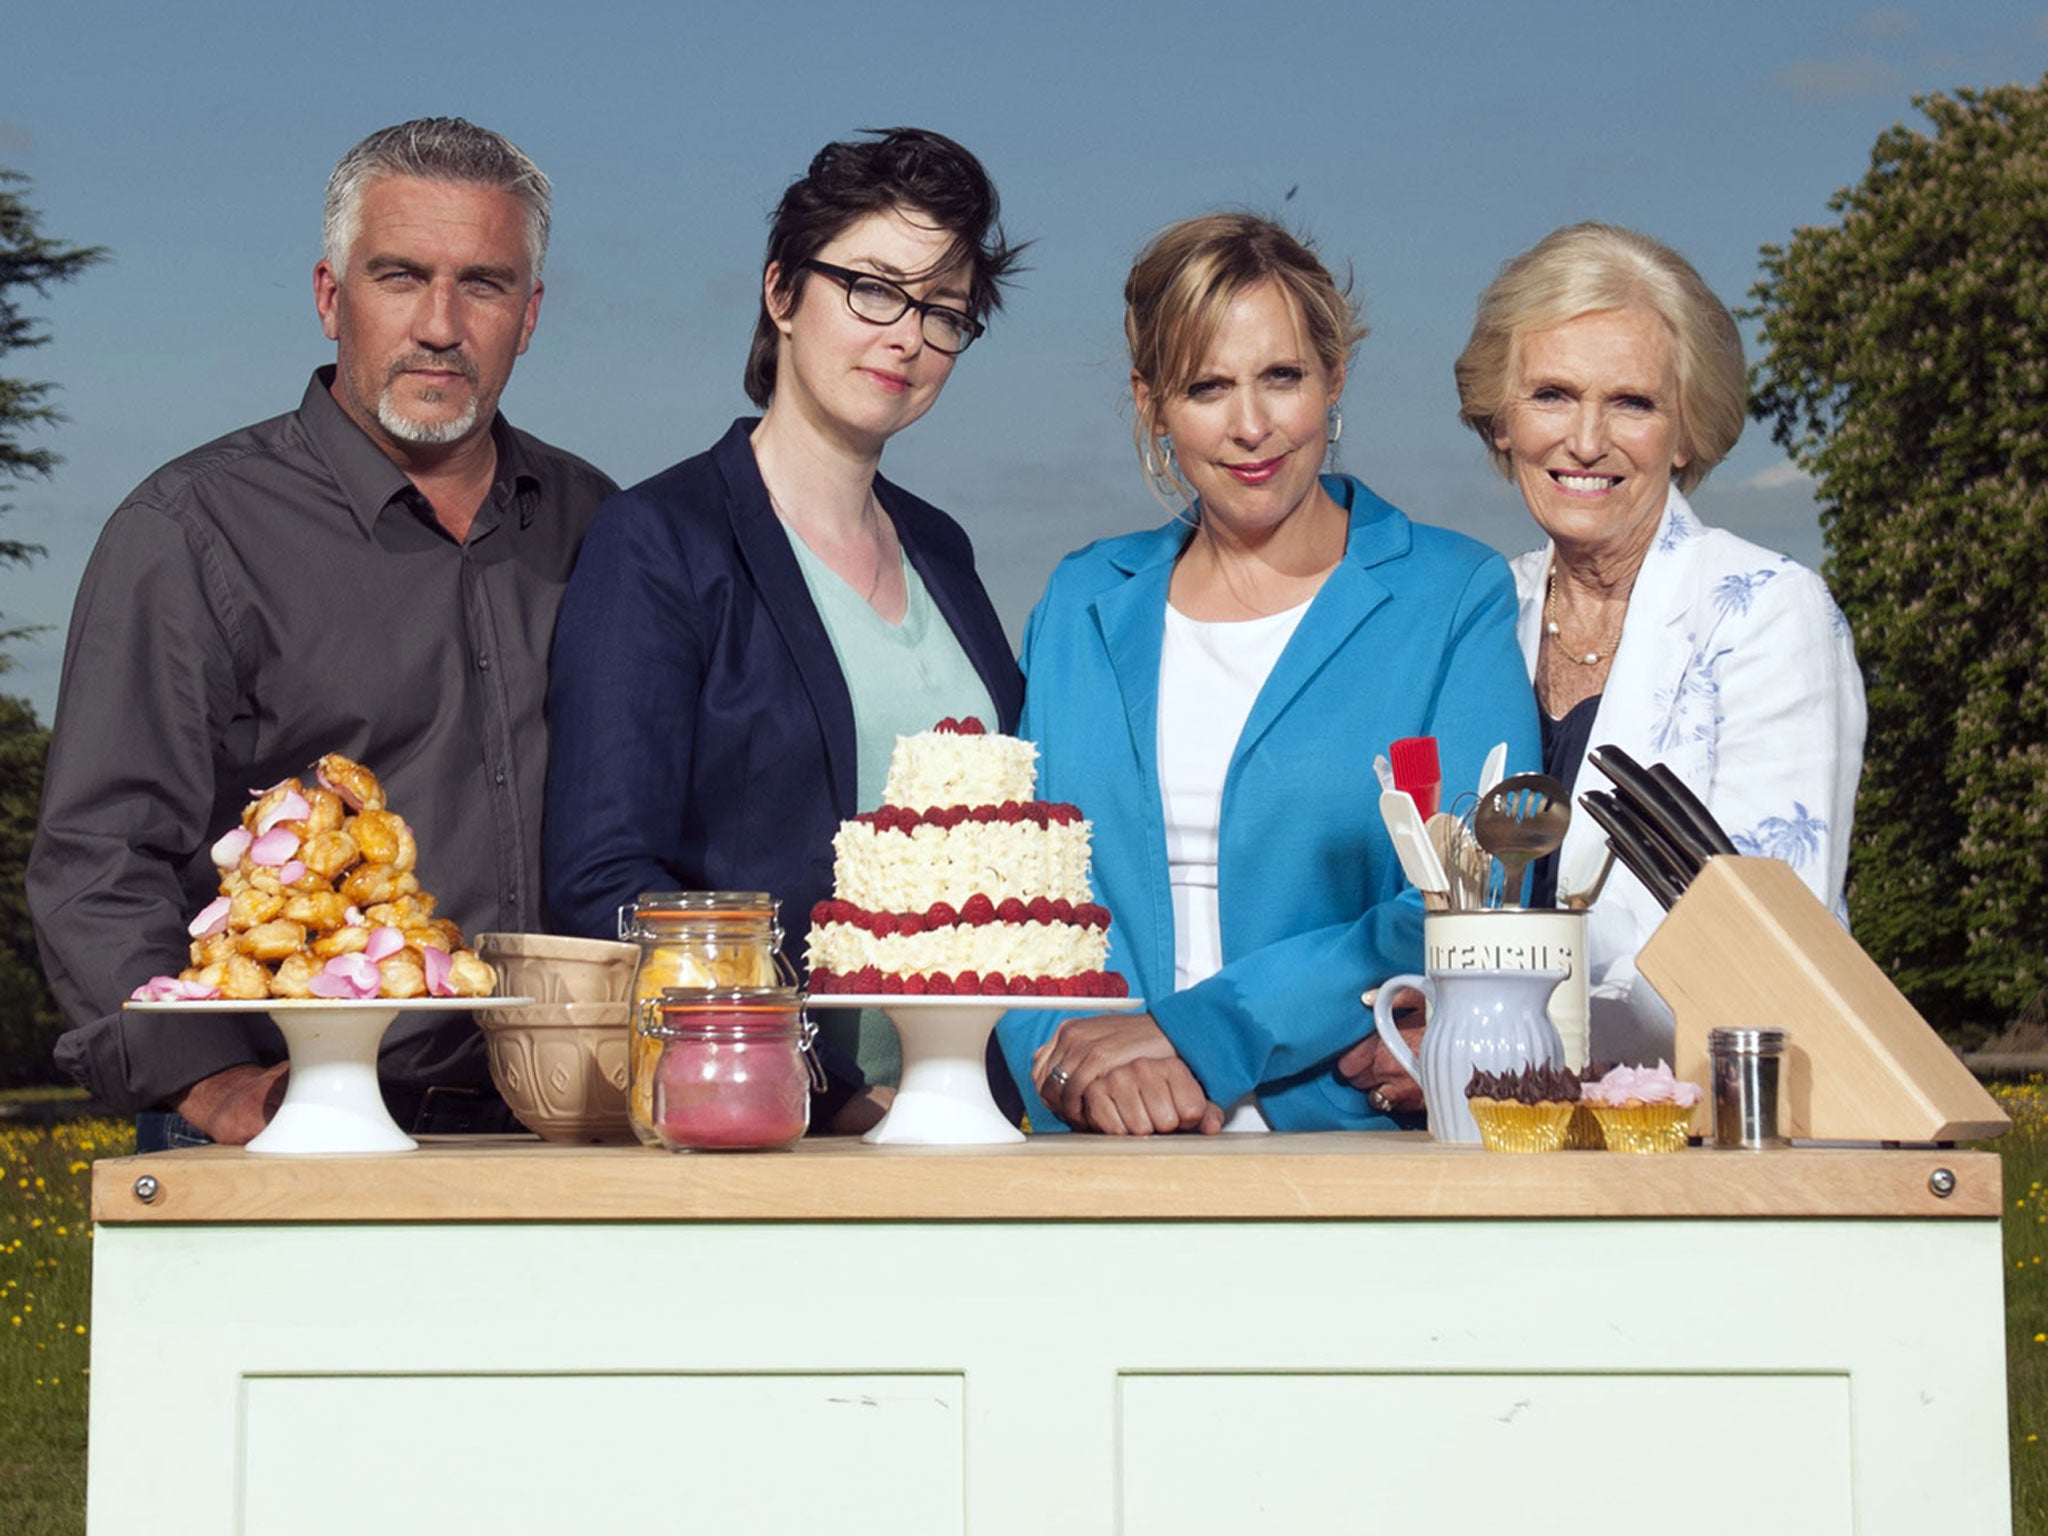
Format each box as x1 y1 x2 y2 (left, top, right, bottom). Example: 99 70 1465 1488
640 986 821 1152
619 891 797 1147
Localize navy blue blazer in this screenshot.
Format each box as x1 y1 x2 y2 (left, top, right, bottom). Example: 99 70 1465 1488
543 418 1023 966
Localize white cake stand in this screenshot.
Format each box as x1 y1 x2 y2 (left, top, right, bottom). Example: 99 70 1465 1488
825 993 1144 1147
124 997 529 1155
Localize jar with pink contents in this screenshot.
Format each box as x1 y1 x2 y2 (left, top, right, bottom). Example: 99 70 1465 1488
639 987 821 1151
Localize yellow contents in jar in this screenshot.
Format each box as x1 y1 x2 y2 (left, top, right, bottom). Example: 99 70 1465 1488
628 945 784 1132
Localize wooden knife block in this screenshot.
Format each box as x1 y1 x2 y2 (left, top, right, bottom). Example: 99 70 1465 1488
1636 857 2009 1143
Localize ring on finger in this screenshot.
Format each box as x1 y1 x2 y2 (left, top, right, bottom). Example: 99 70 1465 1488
1047 1066 1072 1091
1367 1087 1393 1115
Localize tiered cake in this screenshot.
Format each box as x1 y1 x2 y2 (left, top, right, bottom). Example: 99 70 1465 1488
805 718 1127 996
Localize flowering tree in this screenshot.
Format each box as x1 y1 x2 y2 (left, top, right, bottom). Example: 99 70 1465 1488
1747 77 2048 1035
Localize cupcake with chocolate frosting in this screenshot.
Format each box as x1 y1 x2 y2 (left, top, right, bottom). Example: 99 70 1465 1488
1465 1064 1580 1153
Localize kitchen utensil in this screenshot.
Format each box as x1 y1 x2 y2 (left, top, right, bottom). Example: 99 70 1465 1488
1586 746 1735 868
1373 754 1395 794
1477 741 1508 799
1578 790 1687 909
1368 967 1567 1142
1427 812 1487 910
1472 772 1569 908
1647 761 1741 857
1380 790 1451 910
1389 736 1441 818
1591 769 1705 885
1562 845 1617 911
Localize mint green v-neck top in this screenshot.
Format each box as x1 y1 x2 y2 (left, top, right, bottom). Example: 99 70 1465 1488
782 521 997 1083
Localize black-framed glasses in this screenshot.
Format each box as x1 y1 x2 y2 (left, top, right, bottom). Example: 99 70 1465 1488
801 259 985 355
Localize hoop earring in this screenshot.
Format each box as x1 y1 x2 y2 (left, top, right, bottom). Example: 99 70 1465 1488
1143 432 1178 484
1326 403 1344 447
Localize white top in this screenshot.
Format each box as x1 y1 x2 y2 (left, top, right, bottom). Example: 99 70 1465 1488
1157 599 1310 1133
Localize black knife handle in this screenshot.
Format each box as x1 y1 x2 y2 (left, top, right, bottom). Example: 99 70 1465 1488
1579 790 1686 910
1646 762 1741 858
1586 745 1711 873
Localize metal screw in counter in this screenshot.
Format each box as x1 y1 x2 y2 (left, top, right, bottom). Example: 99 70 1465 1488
1709 1027 1790 1149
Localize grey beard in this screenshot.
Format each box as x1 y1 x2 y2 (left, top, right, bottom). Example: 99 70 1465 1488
376 389 481 445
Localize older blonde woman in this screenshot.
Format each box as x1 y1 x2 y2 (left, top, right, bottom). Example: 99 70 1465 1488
997 214 1537 1135
1454 222 1865 1063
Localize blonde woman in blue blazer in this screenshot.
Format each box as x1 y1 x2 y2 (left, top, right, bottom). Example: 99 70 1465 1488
998 216 1538 1135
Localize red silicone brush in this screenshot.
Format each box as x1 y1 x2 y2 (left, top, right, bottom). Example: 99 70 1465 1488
1388 736 1441 819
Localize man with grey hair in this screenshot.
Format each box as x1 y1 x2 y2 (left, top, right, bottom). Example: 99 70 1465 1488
30 118 615 1145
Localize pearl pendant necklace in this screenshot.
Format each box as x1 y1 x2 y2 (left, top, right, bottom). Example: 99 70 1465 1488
1545 567 1621 668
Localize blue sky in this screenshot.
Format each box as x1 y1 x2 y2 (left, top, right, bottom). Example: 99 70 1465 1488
4 2 2045 723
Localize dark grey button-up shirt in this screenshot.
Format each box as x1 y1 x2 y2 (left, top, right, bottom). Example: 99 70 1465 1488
29 369 615 1112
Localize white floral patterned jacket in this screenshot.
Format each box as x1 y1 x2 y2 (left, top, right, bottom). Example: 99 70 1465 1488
1511 488 1867 1064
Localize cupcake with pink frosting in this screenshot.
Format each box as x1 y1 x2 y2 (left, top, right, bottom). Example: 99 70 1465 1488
1581 1061 1703 1154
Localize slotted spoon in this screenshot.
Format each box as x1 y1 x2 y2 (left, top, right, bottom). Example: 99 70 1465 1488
1472 772 1569 908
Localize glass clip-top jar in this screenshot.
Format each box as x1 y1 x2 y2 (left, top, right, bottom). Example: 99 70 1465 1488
620 891 798 1146
637 986 823 1152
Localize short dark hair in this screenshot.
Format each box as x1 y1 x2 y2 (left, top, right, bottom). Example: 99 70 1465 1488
744 127 1024 407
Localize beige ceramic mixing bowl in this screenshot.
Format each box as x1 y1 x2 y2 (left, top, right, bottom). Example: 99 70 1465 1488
472 934 640 1143
473 931 638 1003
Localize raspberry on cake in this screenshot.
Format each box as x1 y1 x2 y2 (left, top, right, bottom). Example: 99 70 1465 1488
806 720 1127 997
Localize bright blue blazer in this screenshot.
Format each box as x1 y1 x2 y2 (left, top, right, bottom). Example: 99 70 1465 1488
996 476 1539 1131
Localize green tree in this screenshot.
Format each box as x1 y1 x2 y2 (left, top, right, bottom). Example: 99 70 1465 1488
4 170 107 655
1746 78 2048 1036
0 694 61 1086
1 169 106 1083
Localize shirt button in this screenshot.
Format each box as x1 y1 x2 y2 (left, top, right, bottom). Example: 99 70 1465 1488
476 655 491 671
493 766 507 786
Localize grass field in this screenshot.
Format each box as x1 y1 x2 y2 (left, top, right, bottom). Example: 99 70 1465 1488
0 1115 129 1536
1990 1076 2048 1532
1 1097 2039 1533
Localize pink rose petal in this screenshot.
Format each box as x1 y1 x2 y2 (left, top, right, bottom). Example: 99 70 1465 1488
254 790 310 836
343 906 366 927
318 761 366 811
309 953 381 999
249 827 300 866
187 896 231 939
130 974 222 1002
279 860 307 886
364 926 404 963
423 944 454 997
211 827 252 868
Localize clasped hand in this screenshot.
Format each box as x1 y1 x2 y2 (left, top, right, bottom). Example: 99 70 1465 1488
1032 1012 1223 1135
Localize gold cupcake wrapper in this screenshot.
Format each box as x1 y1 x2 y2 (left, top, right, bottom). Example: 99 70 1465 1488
1563 1103 1605 1150
1468 1099 1574 1153
1587 1102 1694 1154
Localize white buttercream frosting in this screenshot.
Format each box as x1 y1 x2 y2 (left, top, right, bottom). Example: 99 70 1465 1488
829 820 1094 910
883 729 1037 809
808 920 1109 979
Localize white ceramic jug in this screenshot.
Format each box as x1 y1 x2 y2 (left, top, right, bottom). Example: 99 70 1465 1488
1370 967 1567 1143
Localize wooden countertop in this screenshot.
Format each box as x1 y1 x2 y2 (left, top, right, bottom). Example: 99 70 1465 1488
91 1133 2000 1224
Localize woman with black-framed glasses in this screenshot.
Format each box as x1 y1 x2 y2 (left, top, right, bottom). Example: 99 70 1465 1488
543 128 1027 1131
